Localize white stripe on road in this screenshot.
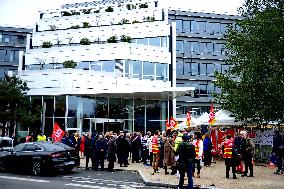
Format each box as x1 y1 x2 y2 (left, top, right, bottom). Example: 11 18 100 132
0 175 50 183
65 183 116 189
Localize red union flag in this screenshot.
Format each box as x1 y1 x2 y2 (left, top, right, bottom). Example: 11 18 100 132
186 112 191 127
170 116 178 130
52 122 65 142
209 103 216 126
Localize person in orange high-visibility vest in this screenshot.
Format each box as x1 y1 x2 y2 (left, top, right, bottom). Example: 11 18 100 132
151 130 161 174
193 132 203 178
223 134 237 179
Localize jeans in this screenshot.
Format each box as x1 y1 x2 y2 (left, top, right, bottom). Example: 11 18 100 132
178 162 194 189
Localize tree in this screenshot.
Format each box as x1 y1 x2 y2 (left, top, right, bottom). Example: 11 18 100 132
214 0 284 124
0 76 39 137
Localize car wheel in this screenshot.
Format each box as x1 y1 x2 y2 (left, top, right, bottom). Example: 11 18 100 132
32 161 41 176
0 159 6 172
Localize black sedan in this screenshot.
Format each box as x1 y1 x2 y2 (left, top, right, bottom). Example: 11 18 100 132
0 142 80 175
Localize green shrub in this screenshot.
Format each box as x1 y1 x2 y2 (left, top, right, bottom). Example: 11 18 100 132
132 20 140 24
94 9 100 13
42 41 53 48
139 3 148 8
105 6 114 12
126 4 131 10
71 10 80 15
82 9 92 14
107 36 118 43
80 38 91 45
144 16 155 22
70 25 80 29
63 60 76 68
62 11 71 16
120 35 132 43
82 22 90 28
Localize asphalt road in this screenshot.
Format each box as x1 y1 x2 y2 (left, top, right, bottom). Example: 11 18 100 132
0 168 166 189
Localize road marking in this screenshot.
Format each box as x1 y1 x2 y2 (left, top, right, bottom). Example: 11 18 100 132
0 175 50 183
65 183 116 189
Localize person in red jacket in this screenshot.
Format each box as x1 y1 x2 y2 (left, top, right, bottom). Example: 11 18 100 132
152 130 161 174
223 134 237 179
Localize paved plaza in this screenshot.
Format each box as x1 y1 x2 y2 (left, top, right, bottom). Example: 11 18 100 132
80 158 284 189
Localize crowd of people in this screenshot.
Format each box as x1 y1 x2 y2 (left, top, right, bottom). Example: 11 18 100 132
21 128 284 189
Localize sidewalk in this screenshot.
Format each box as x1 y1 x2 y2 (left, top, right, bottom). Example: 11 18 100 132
79 158 284 189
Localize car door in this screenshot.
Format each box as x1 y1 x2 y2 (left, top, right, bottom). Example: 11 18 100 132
6 143 26 171
20 144 38 171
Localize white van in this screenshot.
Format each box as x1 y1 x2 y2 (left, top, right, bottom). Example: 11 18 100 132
0 137 14 151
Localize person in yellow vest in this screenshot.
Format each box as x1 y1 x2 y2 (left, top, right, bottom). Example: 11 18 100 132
151 130 161 174
37 131 47 142
223 134 237 179
192 132 203 178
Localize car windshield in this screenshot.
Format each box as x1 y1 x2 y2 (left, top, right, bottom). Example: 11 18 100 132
0 139 12 148
14 143 25 151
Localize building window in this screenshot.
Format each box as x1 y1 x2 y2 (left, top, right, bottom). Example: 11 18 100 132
222 64 230 73
200 63 207 76
176 40 184 53
176 59 184 75
91 61 102 74
191 62 199 76
102 60 115 74
137 38 148 45
197 21 206 33
212 22 221 34
190 20 198 33
206 63 214 76
156 63 168 80
207 42 213 54
191 41 199 54
199 43 207 54
199 84 208 96
184 61 191 75
182 20 190 33
214 43 222 56
9 50 19 61
143 61 154 80
215 63 222 73
0 49 7 61
131 60 142 79
206 22 214 35
161 37 167 47
176 20 183 32
149 37 160 47
2 34 10 42
18 35 25 44
77 61 90 70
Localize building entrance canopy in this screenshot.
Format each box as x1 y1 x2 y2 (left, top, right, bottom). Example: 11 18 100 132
27 87 194 101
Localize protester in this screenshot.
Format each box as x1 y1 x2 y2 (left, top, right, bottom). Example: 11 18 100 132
272 130 284 174
240 130 255 177
107 133 117 172
151 130 161 174
116 131 130 167
163 131 175 175
193 132 203 178
95 135 108 171
203 133 212 167
131 132 141 163
223 134 237 179
176 134 195 189
37 131 47 142
80 133 85 159
84 132 92 170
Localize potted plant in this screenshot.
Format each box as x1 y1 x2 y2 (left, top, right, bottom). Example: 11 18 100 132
70 25 80 29
94 9 100 13
126 4 132 10
105 6 114 12
139 3 148 8
120 35 132 43
82 22 90 28
62 11 71 16
80 38 91 45
42 41 53 48
82 9 92 14
71 10 80 15
63 60 76 68
132 20 140 24
107 36 118 43
49 25 57 31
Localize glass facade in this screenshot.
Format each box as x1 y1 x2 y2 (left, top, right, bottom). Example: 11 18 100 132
29 95 168 136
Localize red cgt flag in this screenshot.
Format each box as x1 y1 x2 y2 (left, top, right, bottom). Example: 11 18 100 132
209 103 216 126
52 122 65 142
186 112 191 127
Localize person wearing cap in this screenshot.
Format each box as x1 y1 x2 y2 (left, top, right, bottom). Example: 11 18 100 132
272 130 284 174
175 134 195 189
240 130 255 177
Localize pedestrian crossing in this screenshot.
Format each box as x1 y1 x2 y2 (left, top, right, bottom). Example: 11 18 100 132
63 176 151 189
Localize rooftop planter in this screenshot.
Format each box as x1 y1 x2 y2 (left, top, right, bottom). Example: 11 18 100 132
62 11 71 16
80 38 91 45
70 25 80 29
126 4 136 10
144 16 155 22
71 10 80 15
132 20 141 24
94 9 100 13
63 60 76 68
42 41 53 48
82 22 91 28
81 9 92 14
107 36 118 43
120 35 132 43
105 6 114 12
139 3 148 8
118 18 130 25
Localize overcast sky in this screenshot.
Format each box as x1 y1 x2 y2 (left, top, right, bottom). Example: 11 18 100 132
0 0 244 28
